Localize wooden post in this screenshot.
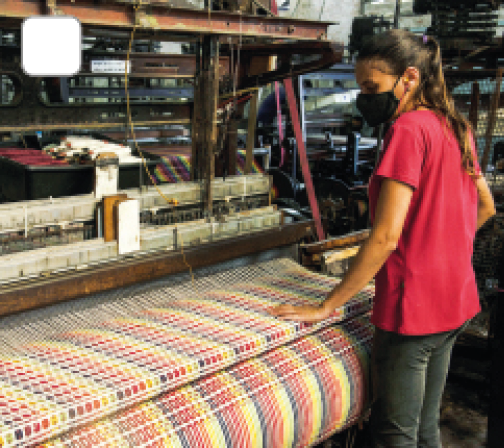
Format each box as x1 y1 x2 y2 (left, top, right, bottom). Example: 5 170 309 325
103 194 127 242
191 40 201 181
468 81 479 133
224 111 240 176
245 92 259 175
201 35 219 215
481 68 502 173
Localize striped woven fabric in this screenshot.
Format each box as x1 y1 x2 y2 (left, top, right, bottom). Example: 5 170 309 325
0 258 373 447
153 150 263 184
39 316 372 448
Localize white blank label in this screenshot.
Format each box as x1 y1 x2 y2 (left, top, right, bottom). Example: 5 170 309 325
117 200 140 255
91 60 130 74
22 16 81 76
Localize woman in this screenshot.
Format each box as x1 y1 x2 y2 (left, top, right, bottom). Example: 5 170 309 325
269 29 496 447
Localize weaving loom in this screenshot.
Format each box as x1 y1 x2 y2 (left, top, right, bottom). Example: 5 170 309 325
0 256 373 448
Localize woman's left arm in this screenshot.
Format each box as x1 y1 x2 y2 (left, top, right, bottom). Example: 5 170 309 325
269 178 414 322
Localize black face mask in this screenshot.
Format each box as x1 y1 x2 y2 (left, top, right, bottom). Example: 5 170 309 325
356 76 403 127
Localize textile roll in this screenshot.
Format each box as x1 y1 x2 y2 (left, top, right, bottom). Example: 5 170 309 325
0 258 373 447
39 317 372 448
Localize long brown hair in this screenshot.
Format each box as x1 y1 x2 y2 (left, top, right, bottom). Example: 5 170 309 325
356 29 478 177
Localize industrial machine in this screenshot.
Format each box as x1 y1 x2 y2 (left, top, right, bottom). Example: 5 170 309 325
0 1 374 447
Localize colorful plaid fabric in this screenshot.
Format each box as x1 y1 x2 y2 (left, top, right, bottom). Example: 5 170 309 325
153 150 263 184
0 258 373 447
39 316 372 448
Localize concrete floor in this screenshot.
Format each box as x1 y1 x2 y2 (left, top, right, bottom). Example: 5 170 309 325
316 361 489 448
440 380 488 448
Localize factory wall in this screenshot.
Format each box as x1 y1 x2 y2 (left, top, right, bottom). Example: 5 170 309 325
281 1 504 49
279 0 361 48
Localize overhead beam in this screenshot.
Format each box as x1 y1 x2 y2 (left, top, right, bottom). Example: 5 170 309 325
0 1 333 41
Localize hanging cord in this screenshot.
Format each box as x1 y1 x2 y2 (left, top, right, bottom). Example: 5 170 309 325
125 3 178 206
318 0 327 20
176 226 195 285
127 3 195 284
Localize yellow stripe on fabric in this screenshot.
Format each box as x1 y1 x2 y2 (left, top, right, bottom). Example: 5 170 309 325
143 401 184 448
178 387 225 448
320 345 351 433
220 370 263 448
94 419 129 447
254 355 295 448
185 385 228 448
291 337 327 445
277 343 323 445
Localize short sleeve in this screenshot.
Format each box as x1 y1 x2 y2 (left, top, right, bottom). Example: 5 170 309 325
375 124 424 189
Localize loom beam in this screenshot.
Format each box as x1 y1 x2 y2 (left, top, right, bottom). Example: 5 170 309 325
0 220 314 318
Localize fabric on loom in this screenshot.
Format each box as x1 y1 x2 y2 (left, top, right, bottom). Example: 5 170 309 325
38 316 372 448
0 258 373 447
153 150 263 184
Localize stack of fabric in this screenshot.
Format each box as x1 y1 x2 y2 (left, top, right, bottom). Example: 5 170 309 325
0 149 68 167
0 258 373 447
42 137 142 165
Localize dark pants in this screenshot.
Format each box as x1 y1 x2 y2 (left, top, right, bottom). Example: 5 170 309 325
370 322 468 448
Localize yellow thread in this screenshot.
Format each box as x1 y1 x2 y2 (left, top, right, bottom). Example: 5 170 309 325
127 4 194 283
126 4 178 206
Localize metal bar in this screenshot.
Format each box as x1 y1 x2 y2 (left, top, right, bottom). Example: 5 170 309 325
299 75 307 145
0 1 333 41
80 53 230 78
0 120 191 132
223 112 239 177
67 87 194 99
302 229 371 254
202 35 219 215
283 78 325 242
302 87 349 96
481 68 503 173
191 39 201 181
0 220 314 318
237 42 343 90
469 81 480 132
245 92 259 175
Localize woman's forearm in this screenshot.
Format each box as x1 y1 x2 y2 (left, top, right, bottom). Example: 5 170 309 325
321 234 395 314
476 204 496 231
475 176 496 231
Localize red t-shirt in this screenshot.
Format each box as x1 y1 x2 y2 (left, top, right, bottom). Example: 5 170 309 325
368 110 481 335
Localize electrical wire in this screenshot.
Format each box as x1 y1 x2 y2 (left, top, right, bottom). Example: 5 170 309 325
125 4 178 207
126 3 195 284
